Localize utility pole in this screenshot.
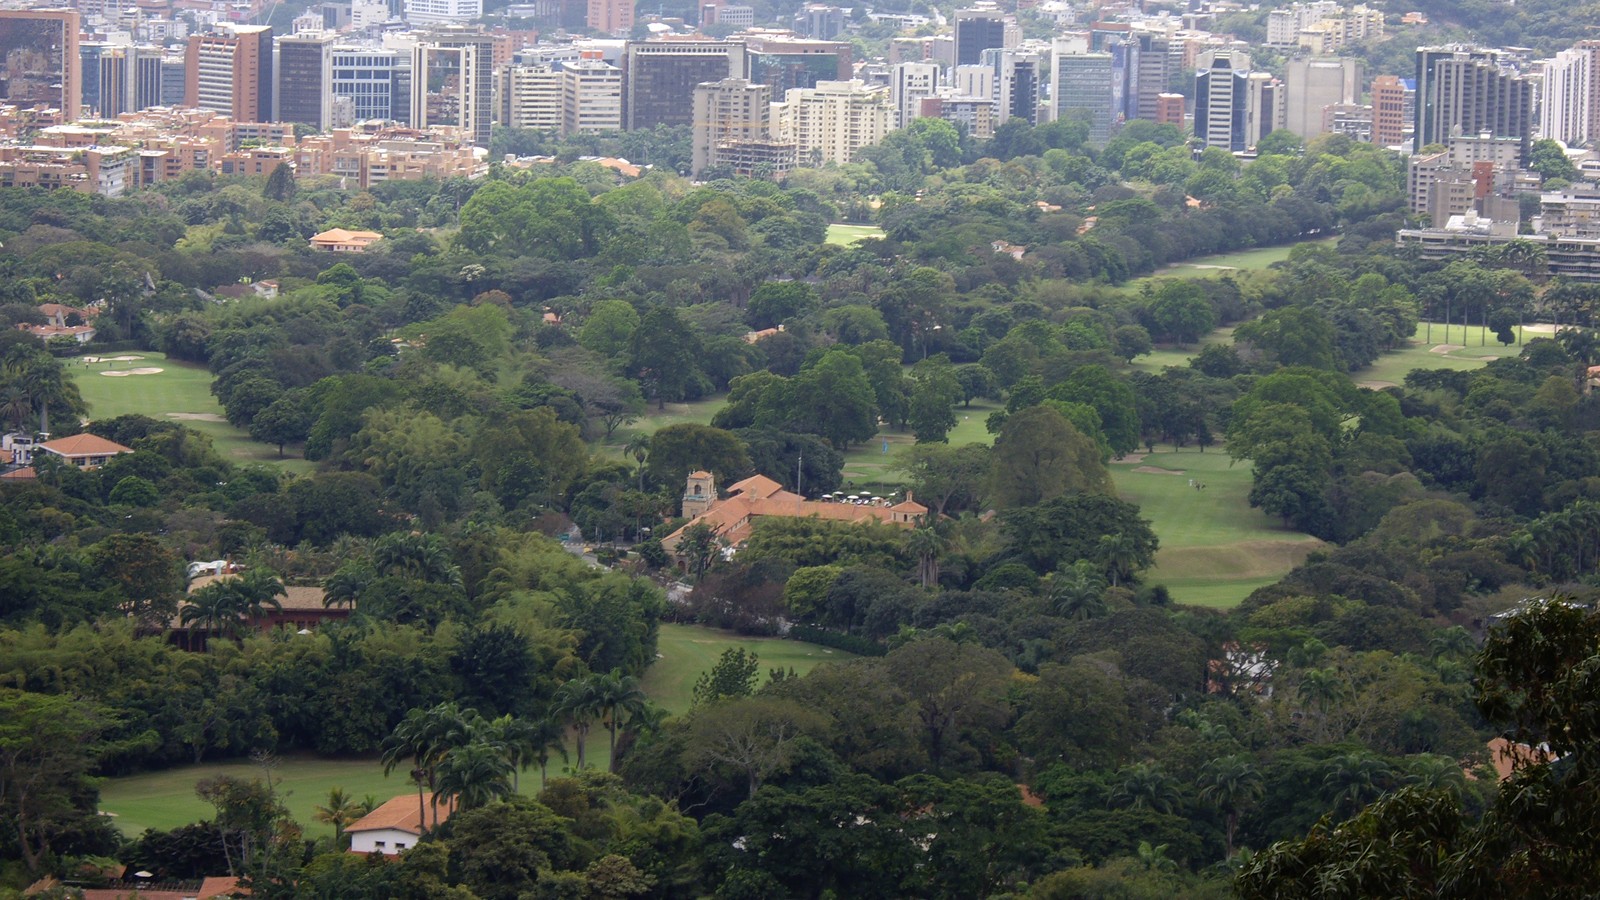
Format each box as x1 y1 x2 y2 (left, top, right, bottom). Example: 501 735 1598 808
796 452 803 497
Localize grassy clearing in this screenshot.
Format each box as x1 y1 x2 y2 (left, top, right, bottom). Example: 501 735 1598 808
1354 323 1530 387
1111 447 1324 609
70 351 312 473
824 223 885 246
837 400 1003 492
642 623 855 716
100 623 847 836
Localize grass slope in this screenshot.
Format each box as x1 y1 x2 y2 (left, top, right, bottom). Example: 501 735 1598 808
1354 322 1530 387
70 352 311 473
824 223 885 246
1111 447 1324 609
100 624 849 836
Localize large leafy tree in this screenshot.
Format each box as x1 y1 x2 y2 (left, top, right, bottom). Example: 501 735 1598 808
986 405 1113 508
626 306 704 409
0 690 120 873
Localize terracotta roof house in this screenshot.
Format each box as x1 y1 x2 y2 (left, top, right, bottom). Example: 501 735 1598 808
662 471 927 557
170 574 346 650
35 434 133 469
348 793 455 855
309 228 383 252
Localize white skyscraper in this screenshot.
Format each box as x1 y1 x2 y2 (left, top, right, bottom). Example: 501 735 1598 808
1545 41 1600 146
890 62 939 128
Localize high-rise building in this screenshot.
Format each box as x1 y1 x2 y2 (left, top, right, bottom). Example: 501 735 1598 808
1195 51 1284 152
1053 39 1115 144
186 26 274 123
404 0 483 25
159 53 186 107
623 40 745 131
133 47 165 112
1370 74 1410 147
953 8 1012 67
1285 57 1362 139
796 4 845 40
277 32 336 130
411 29 493 147
989 47 1041 126
500 62 564 131
1544 41 1600 147
562 57 621 135
0 9 81 122
771 79 892 165
81 42 129 119
1414 45 1533 157
890 62 938 129
691 77 771 174
331 47 403 123
587 0 632 37
745 36 851 96
1132 31 1170 122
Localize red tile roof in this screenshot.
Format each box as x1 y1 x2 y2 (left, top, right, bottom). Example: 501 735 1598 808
37 433 133 457
348 792 454 836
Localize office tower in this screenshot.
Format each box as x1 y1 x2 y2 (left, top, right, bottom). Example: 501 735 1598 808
0 9 81 121
623 40 745 131
277 32 336 130
411 29 493 146
797 5 845 40
404 0 482 25
1154 92 1184 126
890 61 938 129
954 8 1010 67
133 47 165 111
81 42 128 119
1195 51 1284 152
159 53 185 106
691 77 770 174
331 47 402 123
745 36 851 95
1054 38 1114 144
1414 45 1533 156
1132 32 1170 122
587 0 632 37
186 26 274 122
1370 74 1409 146
951 64 993 101
771 79 892 165
1285 57 1362 139
991 47 1040 125
1544 41 1600 147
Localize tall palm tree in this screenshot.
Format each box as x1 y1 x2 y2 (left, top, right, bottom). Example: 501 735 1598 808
436 741 514 811
1199 756 1264 857
593 669 649 772
1297 667 1348 741
312 787 367 850
484 714 546 793
528 716 569 789
1323 752 1392 817
552 676 604 771
625 433 650 492
1048 560 1108 621
233 568 285 625
373 532 462 587
181 582 248 642
381 702 474 833
904 523 946 589
1096 531 1144 587
322 561 373 609
1111 762 1178 814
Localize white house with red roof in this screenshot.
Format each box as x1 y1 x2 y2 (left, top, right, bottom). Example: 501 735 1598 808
347 793 455 855
34 433 134 469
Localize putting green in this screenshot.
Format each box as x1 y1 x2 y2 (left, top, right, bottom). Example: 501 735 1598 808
825 223 885 246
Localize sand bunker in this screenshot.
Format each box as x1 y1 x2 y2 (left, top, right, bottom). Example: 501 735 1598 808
1118 453 1147 464
1133 465 1185 475
1358 380 1398 390
81 355 145 363
1429 344 1465 353
166 412 225 422
100 367 163 377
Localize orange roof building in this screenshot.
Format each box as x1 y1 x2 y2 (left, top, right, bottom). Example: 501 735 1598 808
35 434 133 469
348 793 455 855
662 471 927 556
309 228 383 252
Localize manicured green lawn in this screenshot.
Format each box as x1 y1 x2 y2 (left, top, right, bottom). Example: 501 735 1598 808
99 624 848 836
1354 323 1530 387
837 400 1002 492
643 623 854 716
824 223 885 246
1110 446 1323 609
70 351 311 473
